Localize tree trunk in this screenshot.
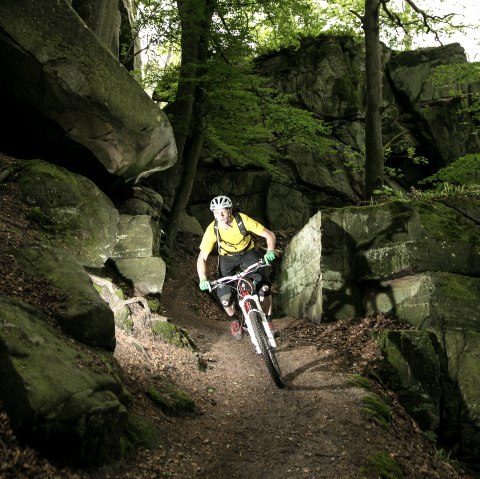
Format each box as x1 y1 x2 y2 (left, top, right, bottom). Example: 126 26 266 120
164 0 216 249
165 0 204 169
165 92 208 249
363 0 384 200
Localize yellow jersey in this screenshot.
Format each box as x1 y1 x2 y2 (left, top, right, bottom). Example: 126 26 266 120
199 213 266 255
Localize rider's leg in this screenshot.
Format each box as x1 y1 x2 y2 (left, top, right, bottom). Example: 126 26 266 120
218 254 240 318
223 303 236 316
218 289 242 339
261 294 272 315
257 282 277 335
218 291 237 316
218 279 241 340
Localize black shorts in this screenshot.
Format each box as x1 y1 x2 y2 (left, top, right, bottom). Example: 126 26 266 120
217 249 271 305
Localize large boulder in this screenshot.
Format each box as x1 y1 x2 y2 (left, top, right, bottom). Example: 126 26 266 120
278 213 325 320
280 199 480 322
17 159 119 268
72 0 122 55
12 245 116 350
444 330 480 460
386 44 480 167
257 35 366 120
364 272 480 331
0 0 177 182
113 215 157 259
279 196 480 462
109 257 167 296
0 296 128 465
377 330 442 432
117 185 164 220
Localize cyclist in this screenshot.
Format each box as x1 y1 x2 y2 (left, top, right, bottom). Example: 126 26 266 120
197 195 276 339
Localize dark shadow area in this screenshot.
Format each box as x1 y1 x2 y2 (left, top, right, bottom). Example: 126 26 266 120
1 92 125 196
281 356 362 392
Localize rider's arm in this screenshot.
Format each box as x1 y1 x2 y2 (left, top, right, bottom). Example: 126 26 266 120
197 250 209 281
197 223 216 281
260 227 276 251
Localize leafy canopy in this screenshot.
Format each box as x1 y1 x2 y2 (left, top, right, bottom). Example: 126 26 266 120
420 153 480 187
130 0 474 181
133 0 333 174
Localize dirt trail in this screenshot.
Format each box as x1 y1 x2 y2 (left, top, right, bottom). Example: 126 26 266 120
101 237 466 479
154 314 377 479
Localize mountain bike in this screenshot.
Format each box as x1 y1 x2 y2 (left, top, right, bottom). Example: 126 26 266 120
208 259 284 388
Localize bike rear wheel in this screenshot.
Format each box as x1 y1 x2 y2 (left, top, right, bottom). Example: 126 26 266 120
249 309 283 388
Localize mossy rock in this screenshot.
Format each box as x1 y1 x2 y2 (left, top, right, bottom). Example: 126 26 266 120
363 451 404 479
151 319 198 350
17 159 119 268
376 329 441 432
361 394 392 428
145 382 197 417
120 414 164 458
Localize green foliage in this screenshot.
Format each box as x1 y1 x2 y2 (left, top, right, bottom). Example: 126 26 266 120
341 135 427 187
430 62 480 95
383 141 428 181
305 0 462 52
347 374 372 391
205 62 333 175
335 145 365 175
133 1 333 176
361 394 392 427
406 146 428 166
247 1 328 53
152 63 179 102
266 92 332 149
372 185 404 200
310 0 364 40
125 0 180 69
363 451 404 479
419 153 480 187
429 63 480 124
433 445 461 470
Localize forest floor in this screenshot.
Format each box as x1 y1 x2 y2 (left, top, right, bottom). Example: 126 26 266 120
0 154 477 478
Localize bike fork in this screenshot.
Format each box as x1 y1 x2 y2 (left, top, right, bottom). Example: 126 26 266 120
239 295 277 353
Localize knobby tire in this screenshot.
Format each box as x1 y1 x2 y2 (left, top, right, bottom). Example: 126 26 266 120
249 307 283 388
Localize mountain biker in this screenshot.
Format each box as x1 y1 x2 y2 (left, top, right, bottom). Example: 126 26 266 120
197 195 277 340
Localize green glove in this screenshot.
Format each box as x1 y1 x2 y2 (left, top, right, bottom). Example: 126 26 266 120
199 279 210 291
264 250 276 264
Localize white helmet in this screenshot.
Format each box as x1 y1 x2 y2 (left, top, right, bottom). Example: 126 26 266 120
210 195 232 210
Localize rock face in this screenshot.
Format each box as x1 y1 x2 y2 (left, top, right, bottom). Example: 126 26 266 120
18 160 119 268
189 36 480 231
0 296 128 465
0 155 168 464
13 245 116 350
0 0 177 182
279 197 480 460
0 0 175 466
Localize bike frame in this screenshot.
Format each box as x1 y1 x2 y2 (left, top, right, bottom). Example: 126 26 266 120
237 278 277 354
209 260 277 354
209 259 283 388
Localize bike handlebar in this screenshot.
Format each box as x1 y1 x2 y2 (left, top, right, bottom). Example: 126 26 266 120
208 259 268 291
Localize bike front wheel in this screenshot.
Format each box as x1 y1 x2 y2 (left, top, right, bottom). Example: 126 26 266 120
249 310 283 388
